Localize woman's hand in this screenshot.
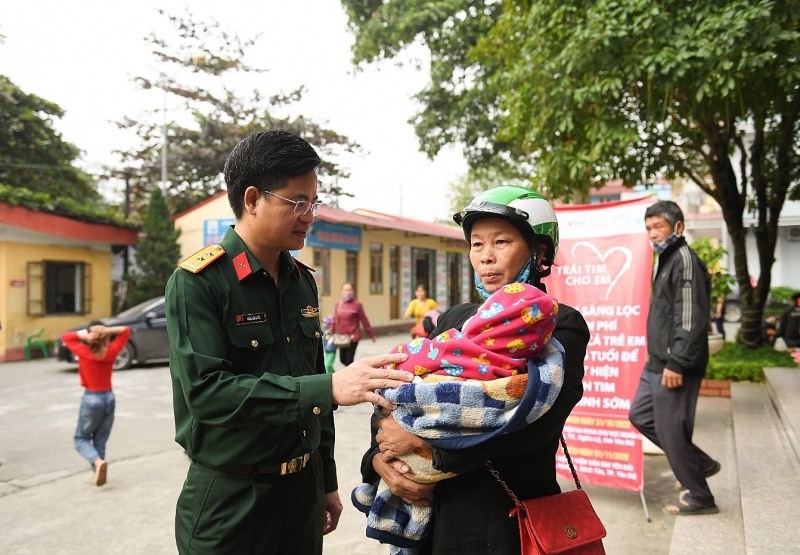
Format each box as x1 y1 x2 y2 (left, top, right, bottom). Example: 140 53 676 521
376 414 430 460
372 456 435 506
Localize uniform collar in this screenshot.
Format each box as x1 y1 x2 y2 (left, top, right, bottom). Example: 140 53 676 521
221 226 300 282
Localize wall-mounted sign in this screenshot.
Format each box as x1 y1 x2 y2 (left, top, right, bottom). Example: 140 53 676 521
10 279 24 288
204 219 236 245
306 221 362 252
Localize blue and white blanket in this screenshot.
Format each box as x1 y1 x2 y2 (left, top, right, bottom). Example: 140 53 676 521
351 338 565 554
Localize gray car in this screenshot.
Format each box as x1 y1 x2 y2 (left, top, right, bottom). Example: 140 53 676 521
55 296 169 370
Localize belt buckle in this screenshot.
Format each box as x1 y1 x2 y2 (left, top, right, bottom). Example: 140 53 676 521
280 453 308 475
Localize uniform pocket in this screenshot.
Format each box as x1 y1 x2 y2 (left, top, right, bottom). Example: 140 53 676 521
226 322 274 351
298 317 323 362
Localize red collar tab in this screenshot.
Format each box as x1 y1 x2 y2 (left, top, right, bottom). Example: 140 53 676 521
232 252 253 281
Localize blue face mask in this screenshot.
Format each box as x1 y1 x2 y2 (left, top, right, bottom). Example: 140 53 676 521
474 260 532 300
652 232 680 254
342 293 354 302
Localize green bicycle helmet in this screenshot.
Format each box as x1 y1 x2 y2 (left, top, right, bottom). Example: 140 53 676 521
453 185 559 266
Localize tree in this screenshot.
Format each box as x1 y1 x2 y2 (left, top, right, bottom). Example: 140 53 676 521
0 75 99 202
111 10 361 219
127 187 181 306
341 0 800 346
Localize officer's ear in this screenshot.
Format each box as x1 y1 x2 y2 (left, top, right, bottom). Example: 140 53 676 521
243 186 262 214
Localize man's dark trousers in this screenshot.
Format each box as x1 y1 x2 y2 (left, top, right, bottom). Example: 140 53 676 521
629 369 715 507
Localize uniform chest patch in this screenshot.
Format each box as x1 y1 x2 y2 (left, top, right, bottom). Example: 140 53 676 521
235 312 267 325
301 305 320 318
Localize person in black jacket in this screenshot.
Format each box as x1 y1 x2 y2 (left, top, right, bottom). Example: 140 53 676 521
775 292 800 349
629 200 720 516
359 185 589 554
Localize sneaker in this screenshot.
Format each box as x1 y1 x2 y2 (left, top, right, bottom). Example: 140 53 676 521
93 460 108 486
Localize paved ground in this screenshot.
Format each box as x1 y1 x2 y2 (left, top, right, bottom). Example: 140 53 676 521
0 332 715 554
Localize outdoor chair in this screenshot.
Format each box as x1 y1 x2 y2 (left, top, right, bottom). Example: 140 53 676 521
25 328 49 360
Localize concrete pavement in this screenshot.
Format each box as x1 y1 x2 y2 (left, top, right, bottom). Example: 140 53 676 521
0 332 704 554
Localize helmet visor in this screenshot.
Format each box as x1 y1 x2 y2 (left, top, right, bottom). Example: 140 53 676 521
453 201 530 227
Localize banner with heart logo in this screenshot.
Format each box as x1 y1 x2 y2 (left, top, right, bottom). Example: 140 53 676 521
549 196 657 492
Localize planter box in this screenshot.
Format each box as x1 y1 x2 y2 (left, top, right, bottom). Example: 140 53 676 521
700 378 731 397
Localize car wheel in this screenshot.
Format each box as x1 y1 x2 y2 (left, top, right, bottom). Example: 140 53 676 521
723 301 743 323
114 343 134 370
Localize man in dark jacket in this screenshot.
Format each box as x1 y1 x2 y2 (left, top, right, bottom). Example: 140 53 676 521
775 292 800 349
629 200 720 515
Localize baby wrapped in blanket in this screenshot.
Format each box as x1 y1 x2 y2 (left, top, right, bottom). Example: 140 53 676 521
352 282 565 553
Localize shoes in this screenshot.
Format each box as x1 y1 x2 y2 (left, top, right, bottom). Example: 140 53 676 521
675 460 721 490
93 460 108 486
664 497 719 516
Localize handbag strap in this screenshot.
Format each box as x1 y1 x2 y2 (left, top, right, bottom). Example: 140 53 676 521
486 435 582 508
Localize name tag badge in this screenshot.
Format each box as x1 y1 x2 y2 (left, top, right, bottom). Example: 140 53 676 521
235 312 267 325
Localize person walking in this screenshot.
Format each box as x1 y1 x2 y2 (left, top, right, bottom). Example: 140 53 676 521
61 322 131 486
165 130 411 555
330 282 376 367
629 200 721 515
361 185 590 554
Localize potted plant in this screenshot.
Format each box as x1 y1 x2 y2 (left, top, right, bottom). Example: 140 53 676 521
690 237 735 355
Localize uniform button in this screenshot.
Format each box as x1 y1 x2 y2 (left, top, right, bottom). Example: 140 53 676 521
287 336 291 343
303 430 307 437
312 407 321 415
314 331 320 338
251 339 259 348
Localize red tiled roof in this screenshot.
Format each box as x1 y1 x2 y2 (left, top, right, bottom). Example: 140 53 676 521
316 207 465 240
0 202 138 245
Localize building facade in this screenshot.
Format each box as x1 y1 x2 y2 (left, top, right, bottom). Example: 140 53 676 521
0 202 138 361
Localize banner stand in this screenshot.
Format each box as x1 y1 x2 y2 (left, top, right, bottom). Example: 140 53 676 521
639 491 651 522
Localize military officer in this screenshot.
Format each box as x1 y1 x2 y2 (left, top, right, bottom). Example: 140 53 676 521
166 130 411 555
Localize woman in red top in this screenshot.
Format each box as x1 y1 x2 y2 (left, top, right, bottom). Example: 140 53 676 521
330 282 376 367
61 322 130 486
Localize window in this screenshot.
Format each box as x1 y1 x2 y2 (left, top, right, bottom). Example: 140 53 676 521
346 251 358 292
27 261 91 316
312 249 331 296
369 242 383 294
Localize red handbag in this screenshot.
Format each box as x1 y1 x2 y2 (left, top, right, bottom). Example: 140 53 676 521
487 436 606 555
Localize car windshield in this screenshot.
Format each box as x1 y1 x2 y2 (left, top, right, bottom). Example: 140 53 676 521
115 297 164 318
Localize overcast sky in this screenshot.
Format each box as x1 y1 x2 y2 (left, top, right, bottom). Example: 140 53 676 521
0 0 467 222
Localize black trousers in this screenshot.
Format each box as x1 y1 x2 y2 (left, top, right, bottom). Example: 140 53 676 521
338 341 359 366
629 369 716 507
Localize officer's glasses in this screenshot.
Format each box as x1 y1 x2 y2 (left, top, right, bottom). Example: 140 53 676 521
260 189 323 217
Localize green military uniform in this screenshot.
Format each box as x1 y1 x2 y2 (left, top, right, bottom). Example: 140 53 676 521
166 226 336 555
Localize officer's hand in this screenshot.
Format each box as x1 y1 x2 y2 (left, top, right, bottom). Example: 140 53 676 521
377 414 429 460
322 491 343 535
331 353 411 409
662 368 683 389
373 456 434 506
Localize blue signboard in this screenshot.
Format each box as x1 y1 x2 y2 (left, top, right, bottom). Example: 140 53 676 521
204 219 235 245
306 221 362 251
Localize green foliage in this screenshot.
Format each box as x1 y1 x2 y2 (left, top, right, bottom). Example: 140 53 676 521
706 341 795 382
0 75 99 202
127 188 181 305
341 0 800 346
769 286 800 305
690 237 735 300
111 10 361 219
0 184 131 227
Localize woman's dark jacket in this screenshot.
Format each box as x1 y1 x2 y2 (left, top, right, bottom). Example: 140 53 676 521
360 302 589 555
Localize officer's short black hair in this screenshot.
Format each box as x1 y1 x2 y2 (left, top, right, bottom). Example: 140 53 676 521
224 130 321 218
645 200 684 229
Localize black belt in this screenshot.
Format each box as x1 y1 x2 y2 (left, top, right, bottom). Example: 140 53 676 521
196 453 311 476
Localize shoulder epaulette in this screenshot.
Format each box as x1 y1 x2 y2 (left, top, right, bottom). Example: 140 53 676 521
292 257 316 273
178 244 226 273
